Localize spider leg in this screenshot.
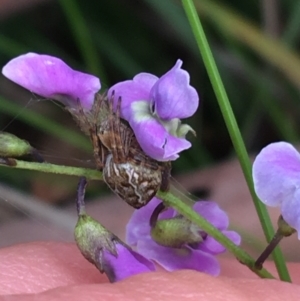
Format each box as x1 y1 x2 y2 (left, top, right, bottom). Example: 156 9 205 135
90 126 105 170
129 146 160 170
115 97 129 161
83 96 106 170
160 161 171 191
108 96 126 163
69 98 92 136
93 93 107 124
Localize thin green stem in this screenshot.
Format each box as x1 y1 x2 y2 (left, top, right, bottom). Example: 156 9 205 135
0 159 102 181
158 190 275 279
182 0 290 282
0 158 276 279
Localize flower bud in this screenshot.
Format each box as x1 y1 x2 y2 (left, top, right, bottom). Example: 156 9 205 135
277 215 296 237
75 177 155 282
151 216 203 248
0 132 44 162
0 132 32 157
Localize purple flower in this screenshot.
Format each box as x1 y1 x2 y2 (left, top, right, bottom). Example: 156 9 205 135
75 177 155 283
108 60 199 161
102 242 156 282
2 53 100 109
253 141 300 238
126 197 241 276
2 54 198 161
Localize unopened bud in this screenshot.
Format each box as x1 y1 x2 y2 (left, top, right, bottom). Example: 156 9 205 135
0 132 32 157
151 216 203 248
277 215 296 237
0 132 44 162
75 177 155 282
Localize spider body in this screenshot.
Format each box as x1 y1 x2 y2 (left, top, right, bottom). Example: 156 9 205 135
103 154 162 208
70 93 170 208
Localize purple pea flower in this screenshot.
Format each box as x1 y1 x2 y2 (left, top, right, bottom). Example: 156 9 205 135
126 197 241 276
3 54 197 161
108 60 199 161
253 141 300 238
2 52 100 109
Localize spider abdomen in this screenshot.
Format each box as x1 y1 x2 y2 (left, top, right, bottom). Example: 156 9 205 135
103 154 161 209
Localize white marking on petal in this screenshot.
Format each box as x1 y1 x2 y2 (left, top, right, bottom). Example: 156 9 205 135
131 101 153 123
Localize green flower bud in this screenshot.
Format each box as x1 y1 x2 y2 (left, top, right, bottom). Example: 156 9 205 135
277 215 296 237
74 177 156 282
151 216 203 248
74 213 119 269
0 132 44 162
0 132 32 157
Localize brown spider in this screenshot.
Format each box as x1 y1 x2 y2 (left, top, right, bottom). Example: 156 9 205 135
69 92 171 209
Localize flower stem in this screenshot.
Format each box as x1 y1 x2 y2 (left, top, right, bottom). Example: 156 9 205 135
157 190 275 279
76 177 88 216
0 159 102 181
255 231 283 270
181 0 290 282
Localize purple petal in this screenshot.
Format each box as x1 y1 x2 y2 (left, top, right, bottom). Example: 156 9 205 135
2 53 100 109
137 237 220 276
223 230 242 246
281 189 300 239
129 117 191 161
193 201 229 230
199 230 241 255
150 59 199 120
108 73 158 120
126 197 174 245
162 134 192 161
103 243 155 282
253 142 300 207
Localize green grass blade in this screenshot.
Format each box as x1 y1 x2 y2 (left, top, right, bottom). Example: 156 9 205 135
182 0 291 282
58 0 107 82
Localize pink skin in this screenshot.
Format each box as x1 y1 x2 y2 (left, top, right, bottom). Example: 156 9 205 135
1 241 300 300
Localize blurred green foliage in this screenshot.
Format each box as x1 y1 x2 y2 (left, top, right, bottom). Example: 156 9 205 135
0 0 300 195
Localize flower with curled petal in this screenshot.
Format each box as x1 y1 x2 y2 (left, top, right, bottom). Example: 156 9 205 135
253 141 300 238
126 197 241 276
108 60 199 161
2 52 100 109
2 54 198 162
75 177 155 283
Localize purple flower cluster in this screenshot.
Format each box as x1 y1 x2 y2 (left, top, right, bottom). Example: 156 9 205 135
2 53 198 161
2 53 239 281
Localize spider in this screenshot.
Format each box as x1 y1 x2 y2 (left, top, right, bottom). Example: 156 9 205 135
69 92 171 209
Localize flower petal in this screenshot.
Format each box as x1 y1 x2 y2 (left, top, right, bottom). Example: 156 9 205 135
137 237 220 276
150 59 199 120
2 53 100 109
126 197 174 245
162 134 191 161
129 116 191 161
281 189 300 239
199 230 241 255
193 201 229 230
253 142 300 207
103 243 155 282
108 73 158 120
